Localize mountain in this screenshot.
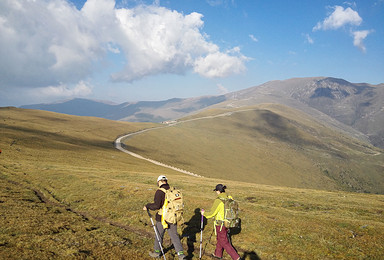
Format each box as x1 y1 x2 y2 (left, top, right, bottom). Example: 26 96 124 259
123 103 384 194
21 96 226 122
2 107 383 259
20 77 384 148
221 77 384 148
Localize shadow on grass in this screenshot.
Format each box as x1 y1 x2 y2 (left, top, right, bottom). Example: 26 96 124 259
182 208 207 259
242 251 261 260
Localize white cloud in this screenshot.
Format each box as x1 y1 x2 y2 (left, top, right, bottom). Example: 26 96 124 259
313 6 362 31
0 0 247 91
249 34 259 42
352 30 372 53
33 81 93 98
206 0 235 7
193 47 247 78
111 6 219 81
305 34 314 44
217 83 229 95
313 5 373 52
0 0 103 88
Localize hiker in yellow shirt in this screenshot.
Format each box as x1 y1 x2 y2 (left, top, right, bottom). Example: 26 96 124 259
202 184 241 260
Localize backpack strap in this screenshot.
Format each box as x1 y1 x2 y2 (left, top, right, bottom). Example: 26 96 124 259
157 187 169 229
157 188 167 216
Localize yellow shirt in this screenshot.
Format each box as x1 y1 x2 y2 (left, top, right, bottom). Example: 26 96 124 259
204 193 228 223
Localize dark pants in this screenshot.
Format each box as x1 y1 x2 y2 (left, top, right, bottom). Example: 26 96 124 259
215 225 240 260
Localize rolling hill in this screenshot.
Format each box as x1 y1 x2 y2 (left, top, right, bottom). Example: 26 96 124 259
1 107 383 259
21 77 384 149
121 103 384 194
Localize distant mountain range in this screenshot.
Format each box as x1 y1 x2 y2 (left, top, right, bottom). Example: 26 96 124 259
21 77 384 148
21 96 227 123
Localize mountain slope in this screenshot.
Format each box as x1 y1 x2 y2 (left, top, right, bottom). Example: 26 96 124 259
1 107 384 259
123 104 384 194
222 77 384 148
20 77 384 148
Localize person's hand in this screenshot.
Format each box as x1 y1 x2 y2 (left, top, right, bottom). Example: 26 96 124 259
143 206 147 211
201 209 205 215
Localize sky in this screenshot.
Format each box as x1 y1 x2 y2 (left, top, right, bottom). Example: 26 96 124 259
0 0 383 107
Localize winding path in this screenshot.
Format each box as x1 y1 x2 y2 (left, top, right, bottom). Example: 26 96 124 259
114 124 204 177
114 107 380 177
114 110 245 178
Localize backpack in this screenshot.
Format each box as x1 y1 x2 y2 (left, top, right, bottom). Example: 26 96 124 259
219 196 240 228
159 187 184 227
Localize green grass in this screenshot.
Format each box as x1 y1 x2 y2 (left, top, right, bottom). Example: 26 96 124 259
123 104 384 194
1 107 384 259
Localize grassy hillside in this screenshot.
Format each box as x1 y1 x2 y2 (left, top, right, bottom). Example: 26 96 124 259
1 107 384 259
123 104 384 194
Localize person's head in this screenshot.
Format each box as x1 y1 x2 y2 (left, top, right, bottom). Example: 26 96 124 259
213 184 226 194
157 175 168 187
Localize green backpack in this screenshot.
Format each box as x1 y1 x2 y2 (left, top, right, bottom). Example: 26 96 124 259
219 196 240 228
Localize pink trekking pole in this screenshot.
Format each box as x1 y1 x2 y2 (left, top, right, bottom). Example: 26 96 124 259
200 209 204 259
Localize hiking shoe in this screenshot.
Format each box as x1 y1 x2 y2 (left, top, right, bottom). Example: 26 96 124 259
177 251 186 260
149 251 161 258
211 254 223 259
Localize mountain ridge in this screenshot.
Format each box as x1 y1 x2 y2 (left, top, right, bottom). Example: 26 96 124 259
20 77 384 148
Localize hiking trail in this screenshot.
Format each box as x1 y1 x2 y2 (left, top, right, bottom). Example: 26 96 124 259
114 109 256 178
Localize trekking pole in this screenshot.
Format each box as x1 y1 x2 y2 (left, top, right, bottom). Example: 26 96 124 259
202 228 214 257
147 209 166 260
199 212 204 259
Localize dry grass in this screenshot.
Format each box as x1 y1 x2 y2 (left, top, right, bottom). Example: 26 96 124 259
1 107 383 259
123 104 384 193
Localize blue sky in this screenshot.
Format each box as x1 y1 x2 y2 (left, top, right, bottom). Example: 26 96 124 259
0 0 383 106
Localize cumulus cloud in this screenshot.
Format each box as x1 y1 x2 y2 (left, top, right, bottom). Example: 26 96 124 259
352 30 373 53
0 0 247 91
313 5 372 52
0 0 103 88
313 6 362 31
193 47 248 78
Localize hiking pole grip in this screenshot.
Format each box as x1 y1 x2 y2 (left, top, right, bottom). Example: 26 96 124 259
147 209 153 218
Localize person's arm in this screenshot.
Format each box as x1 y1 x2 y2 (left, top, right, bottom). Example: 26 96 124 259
204 198 221 219
145 189 165 210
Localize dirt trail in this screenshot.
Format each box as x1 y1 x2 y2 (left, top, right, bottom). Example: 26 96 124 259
114 108 256 177
0 175 153 238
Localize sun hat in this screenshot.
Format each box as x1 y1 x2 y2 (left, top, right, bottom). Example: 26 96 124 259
157 175 168 182
213 184 226 192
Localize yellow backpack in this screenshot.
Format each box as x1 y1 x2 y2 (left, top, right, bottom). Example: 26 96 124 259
159 187 184 228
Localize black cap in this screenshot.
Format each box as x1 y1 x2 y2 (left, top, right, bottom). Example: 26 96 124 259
213 184 226 192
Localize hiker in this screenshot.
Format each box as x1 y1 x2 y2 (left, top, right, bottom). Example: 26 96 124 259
201 184 241 260
143 175 186 260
